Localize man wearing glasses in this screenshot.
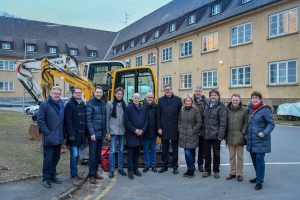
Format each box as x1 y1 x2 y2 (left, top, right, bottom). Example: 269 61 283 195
38 86 65 188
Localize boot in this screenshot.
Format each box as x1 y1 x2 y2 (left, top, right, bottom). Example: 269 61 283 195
134 169 142 177
128 171 134 180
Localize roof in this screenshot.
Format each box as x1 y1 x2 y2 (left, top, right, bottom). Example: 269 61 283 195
0 17 117 61
107 0 280 60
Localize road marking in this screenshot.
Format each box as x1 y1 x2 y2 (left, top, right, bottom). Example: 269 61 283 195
94 176 117 200
83 180 104 200
179 162 300 167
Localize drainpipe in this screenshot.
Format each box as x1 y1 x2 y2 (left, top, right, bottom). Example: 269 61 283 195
155 44 159 100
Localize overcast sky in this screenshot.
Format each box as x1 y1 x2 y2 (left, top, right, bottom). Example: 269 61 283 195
0 0 172 31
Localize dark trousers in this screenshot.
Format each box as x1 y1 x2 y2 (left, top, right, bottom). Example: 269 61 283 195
250 152 265 183
127 146 141 172
197 136 205 166
89 139 103 176
162 139 178 169
43 145 61 181
204 139 221 173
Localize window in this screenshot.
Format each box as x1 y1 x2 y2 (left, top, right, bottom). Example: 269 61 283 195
154 30 160 39
1 42 12 50
231 66 251 87
180 73 192 89
69 49 78 56
147 52 156 65
130 41 135 48
202 32 218 52
161 76 172 89
202 70 218 88
136 56 142 66
212 4 221 16
113 48 116 55
242 0 252 4
269 8 298 38
141 35 146 44
188 14 196 25
162 46 172 62
0 60 15 71
125 59 131 67
169 23 176 33
121 45 125 52
26 44 36 52
231 22 252 46
89 50 97 57
48 47 57 54
269 60 297 84
0 81 14 92
180 40 192 58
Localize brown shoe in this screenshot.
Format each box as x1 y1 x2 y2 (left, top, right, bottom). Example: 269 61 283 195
202 172 211 178
89 176 97 184
95 173 104 179
237 175 243 182
226 174 236 180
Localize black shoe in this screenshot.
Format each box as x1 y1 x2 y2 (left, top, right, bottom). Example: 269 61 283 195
118 169 127 176
49 177 62 184
143 167 149 173
183 170 189 177
198 165 204 172
249 178 257 184
109 171 114 178
255 183 263 190
134 170 142 177
41 181 52 188
173 168 179 175
187 170 194 178
158 167 168 173
152 167 157 173
128 171 134 180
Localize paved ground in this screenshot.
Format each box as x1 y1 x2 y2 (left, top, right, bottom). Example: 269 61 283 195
71 125 300 200
0 106 24 113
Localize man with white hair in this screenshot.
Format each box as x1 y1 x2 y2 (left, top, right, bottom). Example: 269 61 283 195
38 86 65 188
124 93 148 180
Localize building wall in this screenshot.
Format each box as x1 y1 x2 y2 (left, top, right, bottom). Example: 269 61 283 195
114 0 300 106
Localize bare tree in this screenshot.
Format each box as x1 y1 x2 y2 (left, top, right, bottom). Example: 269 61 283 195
0 11 19 18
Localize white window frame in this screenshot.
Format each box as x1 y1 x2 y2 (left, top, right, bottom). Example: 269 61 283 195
269 7 298 38
69 49 78 56
188 14 196 25
48 47 57 54
121 45 125 52
162 46 173 62
26 44 35 52
242 0 252 4
0 81 14 92
180 40 192 58
154 30 160 39
1 42 12 50
161 76 172 90
212 4 221 16
202 32 218 53
89 50 97 57
0 60 15 71
125 59 131 67
136 55 143 66
230 65 252 87
231 22 252 46
147 52 156 65
202 70 218 88
179 73 192 89
169 23 176 33
113 48 116 55
141 35 146 44
130 41 135 48
268 59 298 85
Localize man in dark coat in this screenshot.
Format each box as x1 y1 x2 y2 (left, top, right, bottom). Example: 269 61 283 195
65 87 87 186
38 86 64 188
202 89 227 179
124 93 148 180
193 85 206 172
86 86 106 184
143 92 158 173
157 84 182 174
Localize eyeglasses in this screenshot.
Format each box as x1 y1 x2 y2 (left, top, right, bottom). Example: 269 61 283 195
147 97 154 99
53 93 61 96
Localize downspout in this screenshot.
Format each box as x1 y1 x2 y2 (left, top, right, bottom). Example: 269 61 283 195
155 44 159 100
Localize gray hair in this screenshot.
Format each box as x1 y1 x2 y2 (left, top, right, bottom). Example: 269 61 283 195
51 86 62 93
146 92 154 97
164 84 172 89
231 93 241 98
194 85 203 91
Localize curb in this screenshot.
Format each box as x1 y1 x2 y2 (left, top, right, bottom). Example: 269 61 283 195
0 174 42 185
275 122 300 127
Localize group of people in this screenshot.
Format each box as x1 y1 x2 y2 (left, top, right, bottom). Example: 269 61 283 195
37 83 274 191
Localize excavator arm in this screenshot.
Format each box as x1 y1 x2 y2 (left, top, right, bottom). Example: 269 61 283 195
16 54 94 104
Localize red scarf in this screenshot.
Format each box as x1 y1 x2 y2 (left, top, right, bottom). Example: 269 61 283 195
252 102 262 112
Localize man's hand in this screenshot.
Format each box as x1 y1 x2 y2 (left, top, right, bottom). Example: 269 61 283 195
106 133 111 140
91 134 96 141
158 128 162 135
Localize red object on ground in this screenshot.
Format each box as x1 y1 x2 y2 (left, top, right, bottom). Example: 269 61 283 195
101 146 110 172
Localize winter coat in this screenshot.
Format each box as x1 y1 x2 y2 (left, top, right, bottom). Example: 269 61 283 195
193 95 206 137
64 97 87 146
226 102 248 146
204 100 227 140
37 96 64 146
178 106 202 149
106 101 125 135
144 102 158 138
124 104 148 147
246 104 274 153
158 94 182 140
86 97 107 139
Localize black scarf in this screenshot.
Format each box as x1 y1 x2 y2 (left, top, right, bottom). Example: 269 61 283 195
111 96 126 118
